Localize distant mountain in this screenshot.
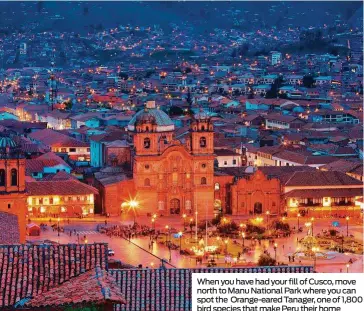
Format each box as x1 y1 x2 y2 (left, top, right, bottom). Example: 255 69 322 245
0 1 362 33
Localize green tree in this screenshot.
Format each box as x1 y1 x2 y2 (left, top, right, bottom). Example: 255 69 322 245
168 105 184 116
265 76 283 99
303 75 315 88
257 254 276 266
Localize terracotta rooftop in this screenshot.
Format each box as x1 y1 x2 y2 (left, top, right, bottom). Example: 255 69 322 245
26 180 98 196
26 268 126 308
0 243 108 308
284 171 363 187
0 212 20 244
28 129 89 148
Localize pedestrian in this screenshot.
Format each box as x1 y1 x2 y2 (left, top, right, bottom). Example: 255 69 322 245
288 255 291 262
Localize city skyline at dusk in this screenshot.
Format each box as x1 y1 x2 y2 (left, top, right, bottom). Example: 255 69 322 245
0 1 363 310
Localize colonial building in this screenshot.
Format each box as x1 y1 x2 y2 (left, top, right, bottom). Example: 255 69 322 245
0 136 27 243
26 174 98 218
100 101 215 216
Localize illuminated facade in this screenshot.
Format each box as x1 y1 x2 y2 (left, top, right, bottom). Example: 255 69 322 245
26 180 97 217
103 101 215 216
0 137 27 243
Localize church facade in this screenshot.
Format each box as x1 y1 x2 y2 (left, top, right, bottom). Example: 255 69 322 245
100 101 281 217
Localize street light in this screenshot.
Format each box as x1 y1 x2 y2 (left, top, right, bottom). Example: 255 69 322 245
274 243 278 263
242 232 245 251
182 214 187 230
57 217 60 237
297 213 301 230
128 199 139 225
178 231 183 254
312 247 319 272
346 216 350 237
265 210 270 228
224 239 229 254
346 263 350 273
165 225 170 243
189 218 193 238
311 217 315 236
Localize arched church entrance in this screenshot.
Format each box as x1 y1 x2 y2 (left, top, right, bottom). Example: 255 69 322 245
254 202 263 214
170 199 180 215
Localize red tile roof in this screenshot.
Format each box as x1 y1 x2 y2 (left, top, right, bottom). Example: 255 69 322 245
26 180 98 195
28 129 89 148
0 243 108 308
27 268 126 308
0 212 20 244
285 171 363 187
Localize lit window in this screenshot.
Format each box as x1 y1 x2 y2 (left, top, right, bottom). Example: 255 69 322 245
214 183 220 191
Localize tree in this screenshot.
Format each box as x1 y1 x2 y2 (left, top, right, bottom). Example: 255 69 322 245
303 75 315 88
168 105 184 116
119 72 128 81
265 76 283 99
257 254 276 266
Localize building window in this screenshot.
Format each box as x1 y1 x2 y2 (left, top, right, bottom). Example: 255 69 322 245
214 183 220 191
200 137 206 147
11 168 17 186
69 148 76 152
201 163 206 168
145 164 150 169
224 161 228 166
144 178 151 186
49 197 54 204
39 198 43 204
233 159 237 165
0 169 5 186
201 177 207 185
144 138 151 149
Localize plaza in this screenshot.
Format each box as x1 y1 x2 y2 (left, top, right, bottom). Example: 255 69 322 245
27 213 363 273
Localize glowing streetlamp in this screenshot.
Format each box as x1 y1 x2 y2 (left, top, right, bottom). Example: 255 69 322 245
312 247 319 272
346 216 350 237
182 214 187 230
265 210 270 227
178 231 183 254
165 225 170 243
128 199 139 225
274 242 278 263
346 263 350 273
297 213 301 230
224 239 229 254
311 217 315 236
242 232 246 251
57 217 60 237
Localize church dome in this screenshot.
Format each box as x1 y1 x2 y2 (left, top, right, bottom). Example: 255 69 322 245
0 136 22 159
128 101 175 132
0 136 17 149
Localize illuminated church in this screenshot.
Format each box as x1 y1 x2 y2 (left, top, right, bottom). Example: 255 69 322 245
101 101 216 216
99 101 281 217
